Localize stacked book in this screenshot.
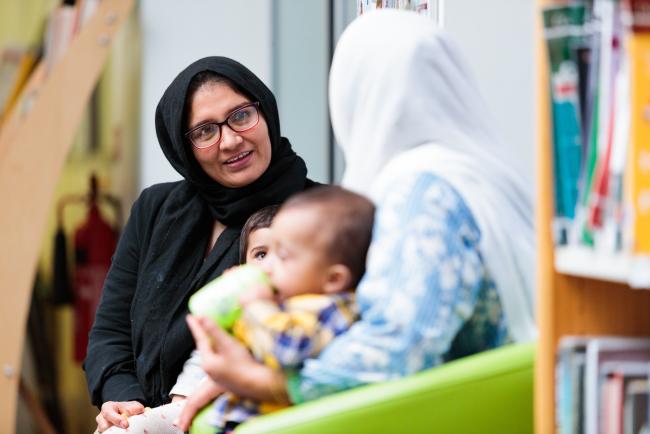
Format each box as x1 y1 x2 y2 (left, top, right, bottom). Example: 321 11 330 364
557 336 650 434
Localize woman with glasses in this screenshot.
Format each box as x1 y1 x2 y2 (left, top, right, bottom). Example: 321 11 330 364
84 56 316 433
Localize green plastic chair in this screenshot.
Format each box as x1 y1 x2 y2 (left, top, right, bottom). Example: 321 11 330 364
191 343 535 434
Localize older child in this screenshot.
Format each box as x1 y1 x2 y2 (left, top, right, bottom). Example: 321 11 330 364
238 205 278 264
186 186 375 434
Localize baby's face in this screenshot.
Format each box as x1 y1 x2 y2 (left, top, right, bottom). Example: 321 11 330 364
260 206 331 300
245 227 273 265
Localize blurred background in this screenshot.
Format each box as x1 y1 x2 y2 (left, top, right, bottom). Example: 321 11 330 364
0 0 535 432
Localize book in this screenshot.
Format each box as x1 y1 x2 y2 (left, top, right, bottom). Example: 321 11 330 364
543 4 587 245
575 1 602 247
591 1 632 252
600 361 650 434
623 379 649 434
557 337 588 434
625 0 650 257
584 337 650 434
587 0 622 235
602 371 625 434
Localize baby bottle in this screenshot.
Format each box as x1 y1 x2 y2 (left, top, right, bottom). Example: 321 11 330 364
188 264 270 330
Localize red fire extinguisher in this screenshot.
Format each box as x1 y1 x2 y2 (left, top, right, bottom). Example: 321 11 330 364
72 175 120 362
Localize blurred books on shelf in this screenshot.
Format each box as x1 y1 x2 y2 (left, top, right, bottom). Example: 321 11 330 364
542 0 650 287
357 0 440 19
557 336 650 434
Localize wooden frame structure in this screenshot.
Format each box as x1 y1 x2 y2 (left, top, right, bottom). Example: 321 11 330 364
0 1 134 431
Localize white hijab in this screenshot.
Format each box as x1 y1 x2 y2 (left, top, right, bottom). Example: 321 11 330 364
331 10 537 343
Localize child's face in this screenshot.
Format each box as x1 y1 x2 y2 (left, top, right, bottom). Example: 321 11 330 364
261 206 334 299
245 227 273 265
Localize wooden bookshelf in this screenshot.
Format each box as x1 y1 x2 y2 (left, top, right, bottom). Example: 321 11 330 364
554 246 632 284
0 0 134 431
535 1 650 434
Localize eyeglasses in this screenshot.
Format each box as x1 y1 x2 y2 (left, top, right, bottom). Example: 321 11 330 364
185 102 261 149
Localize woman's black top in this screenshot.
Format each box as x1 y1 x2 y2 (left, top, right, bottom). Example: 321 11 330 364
85 181 233 406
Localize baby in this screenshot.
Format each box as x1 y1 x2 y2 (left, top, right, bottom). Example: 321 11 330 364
188 185 375 434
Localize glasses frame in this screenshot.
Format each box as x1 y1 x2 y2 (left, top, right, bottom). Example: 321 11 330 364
185 101 261 149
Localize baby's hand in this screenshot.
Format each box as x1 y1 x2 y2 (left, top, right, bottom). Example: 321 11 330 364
239 283 275 306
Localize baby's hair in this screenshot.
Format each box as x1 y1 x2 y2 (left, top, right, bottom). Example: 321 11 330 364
281 186 375 287
239 205 280 264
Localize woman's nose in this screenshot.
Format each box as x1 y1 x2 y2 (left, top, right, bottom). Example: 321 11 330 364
219 125 243 151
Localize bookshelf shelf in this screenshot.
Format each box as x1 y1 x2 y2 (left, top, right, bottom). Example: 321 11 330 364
554 246 650 288
536 1 650 434
0 1 135 432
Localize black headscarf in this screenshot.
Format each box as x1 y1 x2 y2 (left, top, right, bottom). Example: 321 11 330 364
155 56 309 226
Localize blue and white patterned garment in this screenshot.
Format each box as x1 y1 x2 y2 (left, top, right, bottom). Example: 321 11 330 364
288 172 511 403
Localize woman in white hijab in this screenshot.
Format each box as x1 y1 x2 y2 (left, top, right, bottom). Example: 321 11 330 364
182 8 536 419
287 9 537 402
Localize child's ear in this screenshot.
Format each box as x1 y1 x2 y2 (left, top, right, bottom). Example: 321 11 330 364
323 264 353 294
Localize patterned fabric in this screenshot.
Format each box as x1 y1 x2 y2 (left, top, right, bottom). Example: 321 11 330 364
291 172 510 403
207 293 358 431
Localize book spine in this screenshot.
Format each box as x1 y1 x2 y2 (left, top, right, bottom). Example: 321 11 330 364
627 0 650 255
544 5 586 244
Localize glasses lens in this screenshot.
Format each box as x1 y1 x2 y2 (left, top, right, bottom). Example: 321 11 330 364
228 104 259 132
189 123 220 148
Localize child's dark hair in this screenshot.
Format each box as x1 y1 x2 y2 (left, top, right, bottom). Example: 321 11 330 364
281 186 375 287
239 205 280 263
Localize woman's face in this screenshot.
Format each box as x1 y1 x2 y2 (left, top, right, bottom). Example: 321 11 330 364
187 82 272 188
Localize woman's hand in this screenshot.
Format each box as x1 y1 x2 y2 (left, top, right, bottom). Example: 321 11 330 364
186 314 290 404
95 400 144 432
173 379 225 431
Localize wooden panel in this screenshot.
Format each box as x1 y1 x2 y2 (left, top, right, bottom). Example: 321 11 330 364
0 0 134 431
554 275 650 336
534 0 556 431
